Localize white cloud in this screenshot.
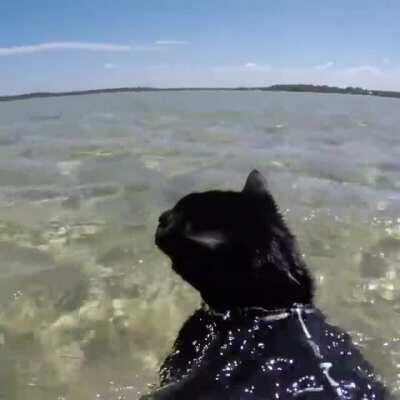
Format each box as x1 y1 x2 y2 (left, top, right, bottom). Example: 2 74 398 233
131 45 165 51
243 62 271 71
0 42 165 56
345 65 382 76
104 63 118 69
2 60 400 95
314 61 334 71
208 63 400 90
155 40 189 45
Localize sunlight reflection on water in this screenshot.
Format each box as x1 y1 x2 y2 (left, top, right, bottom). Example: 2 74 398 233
0 91 399 399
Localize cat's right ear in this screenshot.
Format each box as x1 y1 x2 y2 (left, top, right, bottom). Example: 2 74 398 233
242 170 268 196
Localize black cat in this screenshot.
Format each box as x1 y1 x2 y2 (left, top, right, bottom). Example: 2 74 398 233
142 170 387 399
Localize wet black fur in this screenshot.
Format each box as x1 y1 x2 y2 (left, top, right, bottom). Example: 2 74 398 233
142 170 387 400
156 172 313 311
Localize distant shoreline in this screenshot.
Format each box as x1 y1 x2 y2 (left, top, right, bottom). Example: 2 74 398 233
1 84 400 102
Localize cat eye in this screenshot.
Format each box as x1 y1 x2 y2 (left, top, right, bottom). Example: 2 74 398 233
184 221 193 232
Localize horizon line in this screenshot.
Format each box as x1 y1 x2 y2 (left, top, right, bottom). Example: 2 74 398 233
1 83 400 102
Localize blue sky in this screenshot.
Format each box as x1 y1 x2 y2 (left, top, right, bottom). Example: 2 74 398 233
1 0 400 94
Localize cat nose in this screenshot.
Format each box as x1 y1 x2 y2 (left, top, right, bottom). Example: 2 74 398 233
158 210 174 229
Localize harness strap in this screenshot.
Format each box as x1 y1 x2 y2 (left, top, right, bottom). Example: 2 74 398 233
205 302 314 321
250 305 345 397
207 303 351 398
294 307 345 398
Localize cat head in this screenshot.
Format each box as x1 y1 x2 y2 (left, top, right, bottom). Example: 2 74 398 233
156 170 313 309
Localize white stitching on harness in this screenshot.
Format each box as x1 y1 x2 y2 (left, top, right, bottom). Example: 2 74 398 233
294 306 347 398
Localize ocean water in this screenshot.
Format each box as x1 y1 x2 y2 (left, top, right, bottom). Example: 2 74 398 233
0 91 399 399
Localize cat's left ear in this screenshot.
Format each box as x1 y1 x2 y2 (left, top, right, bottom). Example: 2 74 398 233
242 170 268 196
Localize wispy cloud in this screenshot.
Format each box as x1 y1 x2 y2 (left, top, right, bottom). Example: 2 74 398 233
0 41 163 56
155 40 189 45
345 65 382 76
2 60 400 94
208 62 400 90
243 62 271 71
104 63 118 69
314 61 334 71
131 45 165 51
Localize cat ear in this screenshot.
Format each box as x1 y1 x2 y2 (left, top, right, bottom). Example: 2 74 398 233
186 231 227 249
242 170 268 196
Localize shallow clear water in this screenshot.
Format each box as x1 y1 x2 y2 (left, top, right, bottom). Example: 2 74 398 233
0 91 399 399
